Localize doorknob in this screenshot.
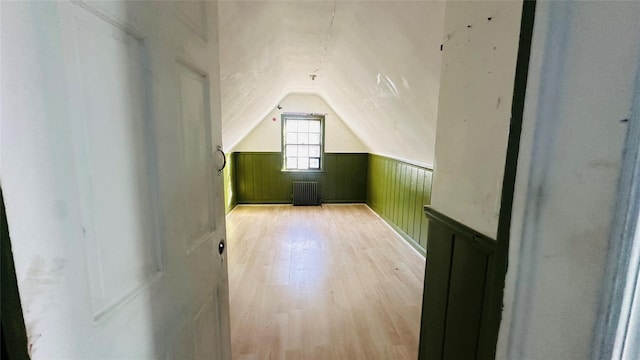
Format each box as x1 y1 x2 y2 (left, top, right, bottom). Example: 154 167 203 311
218 239 225 255
215 145 226 175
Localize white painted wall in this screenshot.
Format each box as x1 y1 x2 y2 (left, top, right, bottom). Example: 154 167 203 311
497 1 640 359
219 1 444 165
430 0 523 238
317 1 444 167
232 93 368 153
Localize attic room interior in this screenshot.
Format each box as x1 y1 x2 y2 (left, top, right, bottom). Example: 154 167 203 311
217 2 475 358
2 1 640 360
219 1 640 358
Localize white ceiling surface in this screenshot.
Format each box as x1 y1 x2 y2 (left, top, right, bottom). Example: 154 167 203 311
218 1 445 166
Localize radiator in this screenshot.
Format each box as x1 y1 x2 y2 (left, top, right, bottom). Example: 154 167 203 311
292 181 320 206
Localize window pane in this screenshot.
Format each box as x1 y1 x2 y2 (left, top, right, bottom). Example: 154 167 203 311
298 120 309 132
282 116 323 171
286 132 297 144
287 120 298 132
297 157 309 170
309 120 320 132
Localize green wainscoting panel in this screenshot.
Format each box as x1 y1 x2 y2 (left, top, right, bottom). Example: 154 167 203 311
419 207 497 360
229 152 431 252
223 152 236 214
234 152 368 204
366 154 432 253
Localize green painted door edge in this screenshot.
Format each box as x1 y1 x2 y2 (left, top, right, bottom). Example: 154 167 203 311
479 1 537 358
1 187 31 360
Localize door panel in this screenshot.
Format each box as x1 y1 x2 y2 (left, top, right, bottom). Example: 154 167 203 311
194 294 222 359
67 6 163 318
178 62 216 252
176 48 226 360
1 1 230 358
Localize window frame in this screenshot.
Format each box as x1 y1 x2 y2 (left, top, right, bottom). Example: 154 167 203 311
281 113 325 172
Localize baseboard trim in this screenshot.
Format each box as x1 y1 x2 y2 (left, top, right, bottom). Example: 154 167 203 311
365 205 426 257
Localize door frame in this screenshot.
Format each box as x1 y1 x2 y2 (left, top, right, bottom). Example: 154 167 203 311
484 1 537 358
592 48 640 359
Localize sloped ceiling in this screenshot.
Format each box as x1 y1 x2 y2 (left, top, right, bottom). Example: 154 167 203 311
218 1 445 166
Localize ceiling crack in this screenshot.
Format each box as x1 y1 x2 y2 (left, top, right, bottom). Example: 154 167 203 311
313 0 337 77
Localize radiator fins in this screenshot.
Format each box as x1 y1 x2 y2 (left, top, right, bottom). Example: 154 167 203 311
292 181 320 206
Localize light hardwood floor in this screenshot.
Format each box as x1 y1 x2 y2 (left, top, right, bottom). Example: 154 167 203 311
226 204 426 360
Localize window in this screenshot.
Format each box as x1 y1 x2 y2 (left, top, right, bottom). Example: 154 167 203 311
282 114 323 171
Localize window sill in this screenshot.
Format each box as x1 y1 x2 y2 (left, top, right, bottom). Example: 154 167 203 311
281 169 325 173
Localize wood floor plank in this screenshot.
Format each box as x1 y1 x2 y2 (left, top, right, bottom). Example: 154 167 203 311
226 204 426 359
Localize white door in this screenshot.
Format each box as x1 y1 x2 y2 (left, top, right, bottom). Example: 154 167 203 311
1 1 231 359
